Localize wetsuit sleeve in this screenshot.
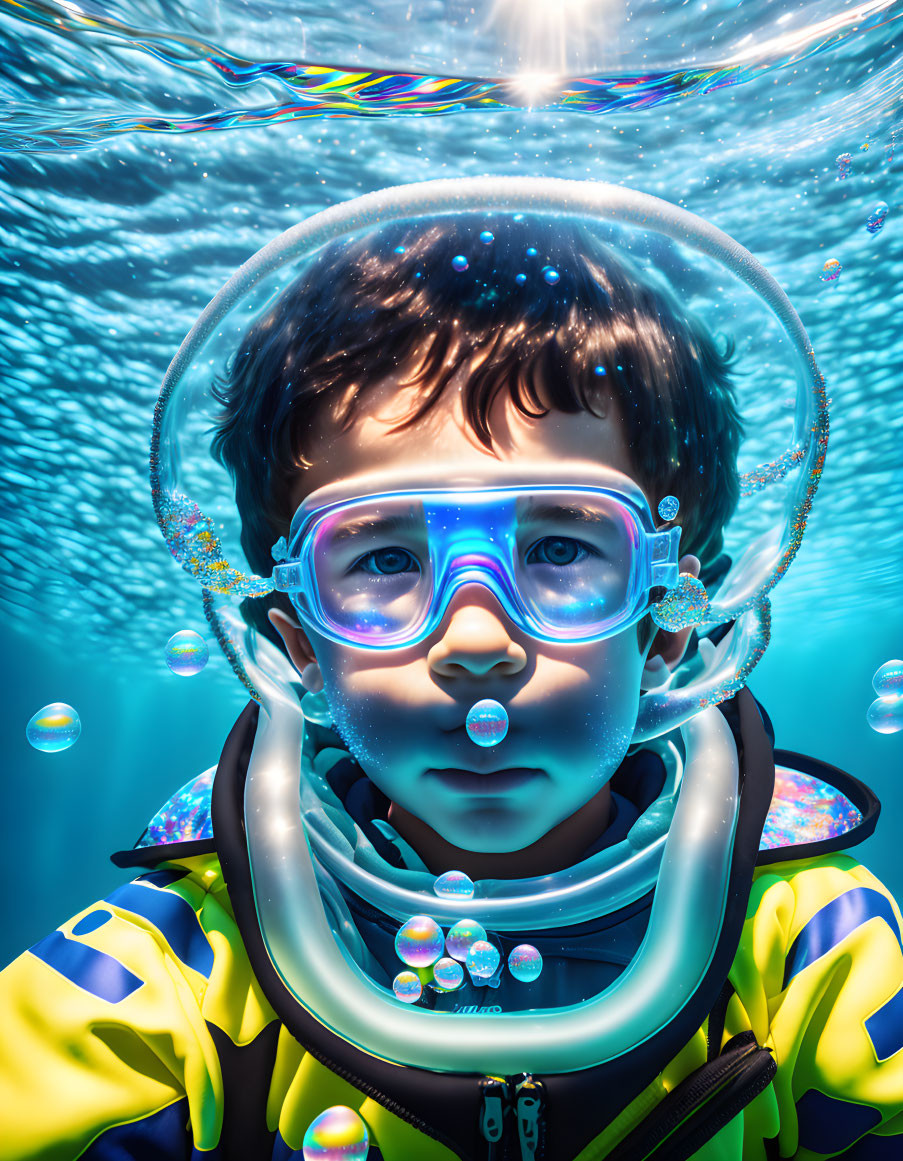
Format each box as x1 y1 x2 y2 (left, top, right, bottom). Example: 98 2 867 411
0 870 223 1160
732 855 903 1159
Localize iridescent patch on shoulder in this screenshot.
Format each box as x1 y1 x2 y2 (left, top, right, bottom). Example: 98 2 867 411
135 768 215 849
760 765 862 850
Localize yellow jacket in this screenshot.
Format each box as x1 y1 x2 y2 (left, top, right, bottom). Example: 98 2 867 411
2 694 901 1161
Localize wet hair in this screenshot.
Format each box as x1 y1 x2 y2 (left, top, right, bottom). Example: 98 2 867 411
212 214 742 649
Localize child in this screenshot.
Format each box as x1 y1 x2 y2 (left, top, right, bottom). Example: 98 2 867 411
2 205 901 1161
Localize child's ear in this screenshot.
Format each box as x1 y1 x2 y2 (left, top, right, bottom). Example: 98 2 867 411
268 607 318 678
643 554 702 677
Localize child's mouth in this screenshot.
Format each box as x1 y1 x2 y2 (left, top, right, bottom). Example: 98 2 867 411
426 767 544 793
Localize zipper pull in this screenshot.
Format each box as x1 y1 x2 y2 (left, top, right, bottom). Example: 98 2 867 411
479 1077 509 1159
515 1074 545 1161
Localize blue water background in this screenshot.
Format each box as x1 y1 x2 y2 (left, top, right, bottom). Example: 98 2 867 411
1 0 902 966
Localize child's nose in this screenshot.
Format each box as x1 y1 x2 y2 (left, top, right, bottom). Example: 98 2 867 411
427 585 528 678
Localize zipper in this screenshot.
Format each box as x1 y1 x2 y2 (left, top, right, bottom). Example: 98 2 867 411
602 1031 776 1161
480 1074 546 1161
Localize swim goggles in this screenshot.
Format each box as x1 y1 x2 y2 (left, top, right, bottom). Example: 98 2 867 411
273 483 681 648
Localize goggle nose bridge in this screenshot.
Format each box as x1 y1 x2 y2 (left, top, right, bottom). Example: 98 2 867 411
429 550 526 631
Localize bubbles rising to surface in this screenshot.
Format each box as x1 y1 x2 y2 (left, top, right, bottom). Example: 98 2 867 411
25 703 81 753
433 869 475 899
446 918 486 961
867 696 903 735
164 630 209 676
466 939 500 979
873 659 903 696
657 495 680 521
508 943 543 983
392 971 423 1003
302 1105 369 1160
394 915 444 967
465 699 509 747
432 957 465 990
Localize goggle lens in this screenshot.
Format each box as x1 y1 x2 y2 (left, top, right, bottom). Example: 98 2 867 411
289 488 654 646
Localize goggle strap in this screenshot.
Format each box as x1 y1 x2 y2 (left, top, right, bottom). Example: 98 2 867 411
650 527 682 589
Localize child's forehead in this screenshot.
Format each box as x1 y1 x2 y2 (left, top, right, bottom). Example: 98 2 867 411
291 379 647 513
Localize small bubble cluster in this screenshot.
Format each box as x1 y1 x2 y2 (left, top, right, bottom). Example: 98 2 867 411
159 492 273 598
873 659 903 696
26 703 81 753
390 913 544 1000
433 870 475 899
392 971 423 1003
507 944 543 983
866 202 889 235
867 696 903 735
302 1105 369 1160
466 940 500 980
651 574 711 632
820 258 842 283
835 152 853 179
164 629 209 676
394 915 444 967
465 699 509 747
657 495 680 522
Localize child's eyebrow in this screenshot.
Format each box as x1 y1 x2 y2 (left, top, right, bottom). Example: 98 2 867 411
517 500 614 529
329 511 425 546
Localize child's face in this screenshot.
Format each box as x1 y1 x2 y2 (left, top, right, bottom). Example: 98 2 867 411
273 376 694 856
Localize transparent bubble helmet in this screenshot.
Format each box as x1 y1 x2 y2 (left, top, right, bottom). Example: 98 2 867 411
150 177 827 1074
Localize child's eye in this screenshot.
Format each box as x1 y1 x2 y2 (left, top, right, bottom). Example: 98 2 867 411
351 547 420 576
525 536 597 566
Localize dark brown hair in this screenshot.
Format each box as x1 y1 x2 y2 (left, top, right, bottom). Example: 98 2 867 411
212 214 742 648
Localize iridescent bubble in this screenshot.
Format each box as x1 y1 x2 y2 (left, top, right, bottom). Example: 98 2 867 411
542 266 560 285
26 703 81 753
465 699 509 747
466 940 500 980
164 630 209 676
433 870 475 900
452 255 469 272
480 230 494 244
302 1105 369 1160
394 244 406 255
395 915 444 967
835 152 852 178
651 575 711 632
515 273 527 285
446 918 487 961
392 970 423 1003
593 365 607 376
820 259 842 283
432 957 465 991
657 495 680 522
508 944 543 983
873 659 903 696
866 202 889 235
526 246 538 257
867 696 903 735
